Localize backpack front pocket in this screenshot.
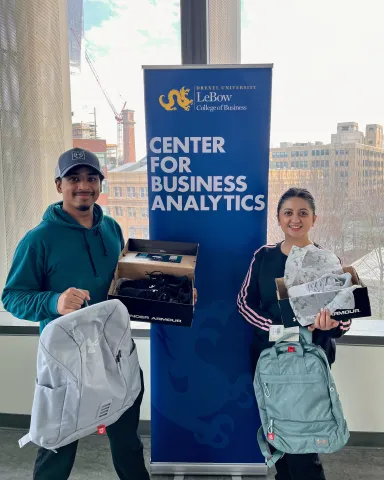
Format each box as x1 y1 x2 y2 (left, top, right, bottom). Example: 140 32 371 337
30 383 67 447
260 374 333 423
269 418 333 454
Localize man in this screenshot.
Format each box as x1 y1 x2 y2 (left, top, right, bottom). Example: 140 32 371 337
1 148 150 480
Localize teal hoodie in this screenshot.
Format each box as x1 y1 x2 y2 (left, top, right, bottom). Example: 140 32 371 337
1 202 124 333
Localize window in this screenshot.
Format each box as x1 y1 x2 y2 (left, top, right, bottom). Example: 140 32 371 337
126 187 136 198
141 208 148 218
101 180 108 194
67 0 180 287
129 227 136 238
2 0 384 340
241 0 384 335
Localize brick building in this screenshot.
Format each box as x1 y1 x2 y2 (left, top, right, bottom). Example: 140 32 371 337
107 157 149 240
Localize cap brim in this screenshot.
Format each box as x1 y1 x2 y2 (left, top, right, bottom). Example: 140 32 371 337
58 163 105 180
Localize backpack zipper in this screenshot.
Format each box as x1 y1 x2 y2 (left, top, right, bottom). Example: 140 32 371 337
263 383 271 397
267 418 275 441
114 325 131 363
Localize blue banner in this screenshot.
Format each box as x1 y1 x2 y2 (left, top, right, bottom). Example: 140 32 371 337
144 66 272 469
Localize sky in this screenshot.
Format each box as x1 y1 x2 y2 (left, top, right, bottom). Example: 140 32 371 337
70 0 181 159
70 0 384 157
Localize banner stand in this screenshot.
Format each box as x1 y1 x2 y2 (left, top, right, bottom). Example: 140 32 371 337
143 64 273 477
150 462 267 476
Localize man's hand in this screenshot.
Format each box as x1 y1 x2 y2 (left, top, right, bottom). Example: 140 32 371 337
57 288 90 316
308 308 339 332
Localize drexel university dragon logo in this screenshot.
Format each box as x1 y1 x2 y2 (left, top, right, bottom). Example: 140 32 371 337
159 86 193 111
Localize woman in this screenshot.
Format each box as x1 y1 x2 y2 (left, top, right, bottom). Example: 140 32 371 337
237 187 351 480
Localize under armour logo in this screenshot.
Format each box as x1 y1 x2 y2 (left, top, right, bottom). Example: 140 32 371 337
72 150 85 161
86 338 99 354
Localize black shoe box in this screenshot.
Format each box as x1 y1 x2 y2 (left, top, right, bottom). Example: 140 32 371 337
275 266 371 327
108 239 198 327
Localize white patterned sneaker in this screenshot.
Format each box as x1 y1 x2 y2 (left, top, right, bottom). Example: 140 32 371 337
288 272 353 298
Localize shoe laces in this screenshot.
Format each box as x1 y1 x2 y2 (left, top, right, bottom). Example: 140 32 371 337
307 275 343 293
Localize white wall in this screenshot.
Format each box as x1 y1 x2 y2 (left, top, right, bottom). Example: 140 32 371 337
0 337 383 433
332 345 384 432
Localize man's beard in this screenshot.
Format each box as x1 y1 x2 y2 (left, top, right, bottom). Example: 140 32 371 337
76 205 91 212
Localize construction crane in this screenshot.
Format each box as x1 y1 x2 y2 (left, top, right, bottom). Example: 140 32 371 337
71 28 126 165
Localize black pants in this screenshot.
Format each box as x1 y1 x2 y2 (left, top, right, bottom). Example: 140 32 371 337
250 337 326 480
33 371 149 480
272 448 326 480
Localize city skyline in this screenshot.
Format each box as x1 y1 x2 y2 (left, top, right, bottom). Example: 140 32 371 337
70 0 384 156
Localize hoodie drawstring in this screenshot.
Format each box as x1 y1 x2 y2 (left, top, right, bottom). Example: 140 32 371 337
98 229 108 257
83 231 98 277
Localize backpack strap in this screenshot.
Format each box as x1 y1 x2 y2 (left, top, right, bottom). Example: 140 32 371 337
299 326 313 344
18 433 31 448
274 328 312 346
257 426 284 467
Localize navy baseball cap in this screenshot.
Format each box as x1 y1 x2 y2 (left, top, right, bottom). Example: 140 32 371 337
55 148 105 180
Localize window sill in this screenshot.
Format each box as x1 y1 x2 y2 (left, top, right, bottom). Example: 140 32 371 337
0 324 383 345
0 325 151 338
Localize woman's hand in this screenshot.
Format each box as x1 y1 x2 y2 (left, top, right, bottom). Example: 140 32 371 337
193 288 198 305
308 308 339 332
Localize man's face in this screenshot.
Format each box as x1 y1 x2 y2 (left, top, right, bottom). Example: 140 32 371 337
56 166 101 211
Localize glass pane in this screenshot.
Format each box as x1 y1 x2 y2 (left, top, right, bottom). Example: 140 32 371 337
242 0 384 336
0 0 181 327
70 0 180 245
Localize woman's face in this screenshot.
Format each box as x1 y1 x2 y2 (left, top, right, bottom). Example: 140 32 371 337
277 197 317 240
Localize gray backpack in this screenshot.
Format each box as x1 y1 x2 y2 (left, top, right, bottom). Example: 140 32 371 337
19 300 141 451
254 331 349 466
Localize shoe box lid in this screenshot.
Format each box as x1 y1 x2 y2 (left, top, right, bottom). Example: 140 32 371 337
108 239 199 328
115 239 198 280
275 266 371 325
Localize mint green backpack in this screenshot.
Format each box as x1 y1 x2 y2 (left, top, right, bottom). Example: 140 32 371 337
254 331 349 467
